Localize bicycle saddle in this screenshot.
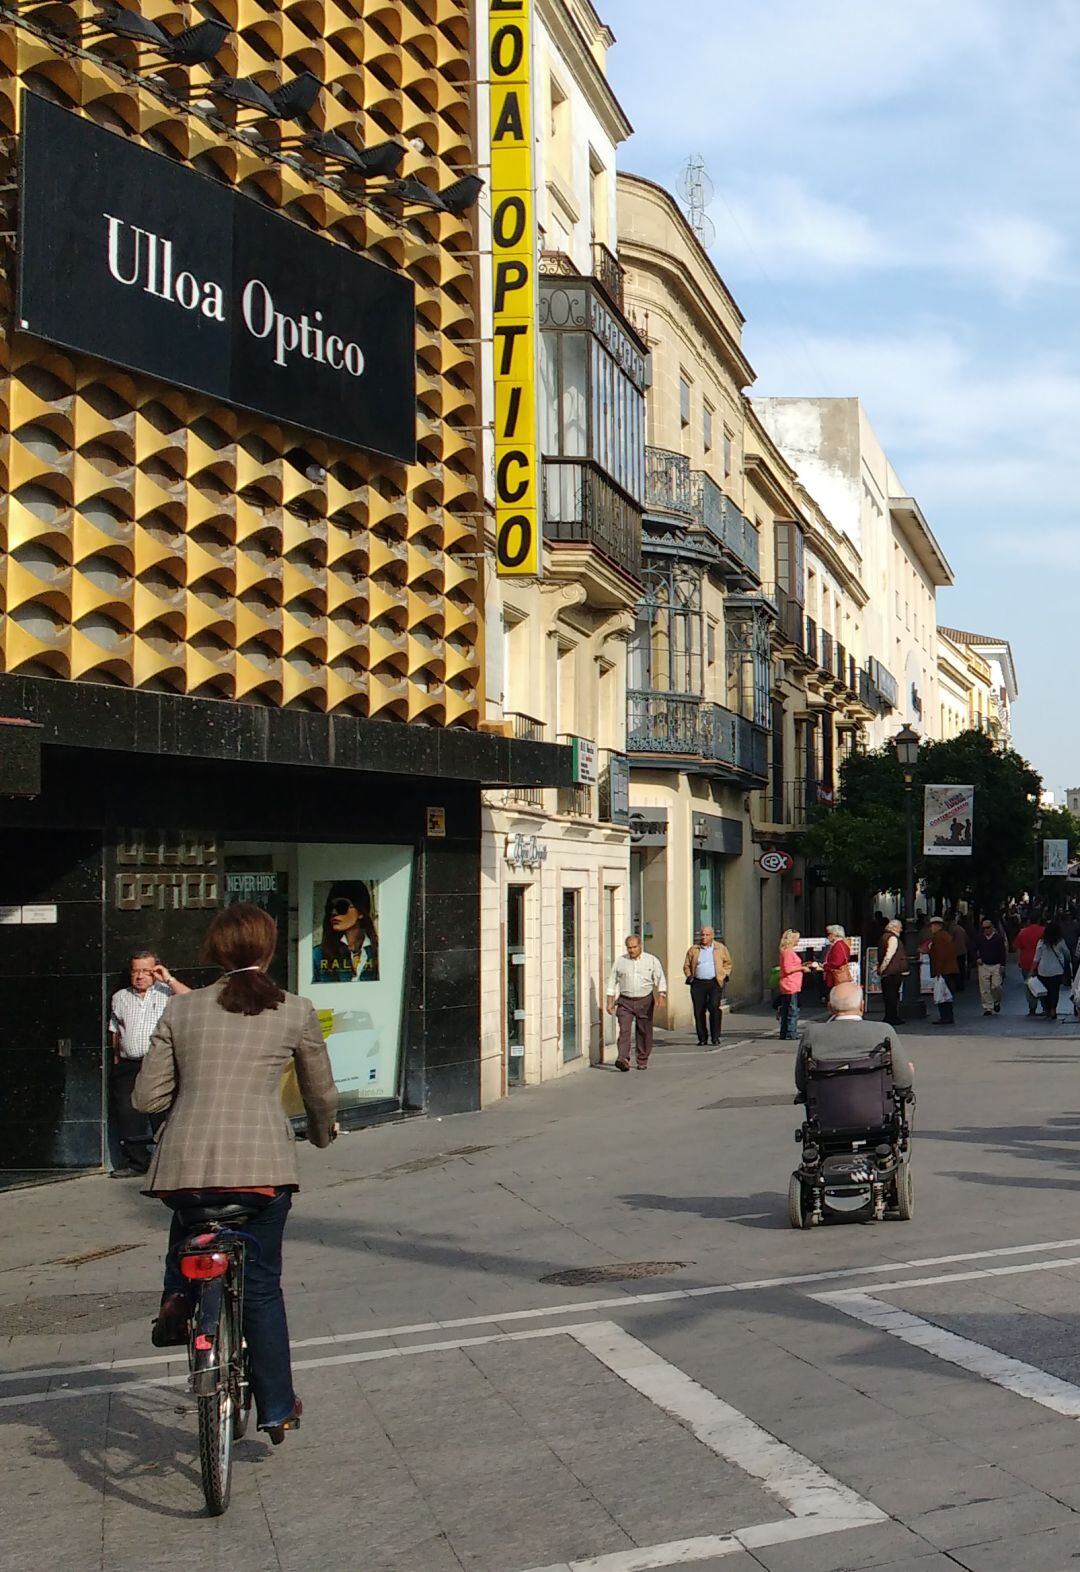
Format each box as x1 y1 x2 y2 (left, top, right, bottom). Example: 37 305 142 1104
174 1200 259 1227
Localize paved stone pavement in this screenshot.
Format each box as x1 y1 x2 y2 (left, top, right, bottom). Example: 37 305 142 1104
8 969 1080 1569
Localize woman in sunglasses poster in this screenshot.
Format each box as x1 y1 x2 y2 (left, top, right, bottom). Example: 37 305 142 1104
312 881 379 983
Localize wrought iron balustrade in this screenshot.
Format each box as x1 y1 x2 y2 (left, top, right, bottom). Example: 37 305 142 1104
627 689 767 779
542 458 642 582
592 240 625 310
804 615 818 665
752 778 809 829
820 628 835 676
644 445 693 518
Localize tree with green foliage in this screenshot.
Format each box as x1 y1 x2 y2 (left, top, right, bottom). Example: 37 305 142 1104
803 728 1041 918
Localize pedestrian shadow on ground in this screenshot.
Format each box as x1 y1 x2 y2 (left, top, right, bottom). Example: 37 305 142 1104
0 1378 271 1520
618 1191 786 1228
919 1114 1080 1191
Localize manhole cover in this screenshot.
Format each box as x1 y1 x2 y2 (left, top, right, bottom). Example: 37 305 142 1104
2 1290 161 1337
540 1261 689 1287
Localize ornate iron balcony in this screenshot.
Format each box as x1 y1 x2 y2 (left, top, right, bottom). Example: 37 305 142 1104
542 458 642 582
627 689 768 779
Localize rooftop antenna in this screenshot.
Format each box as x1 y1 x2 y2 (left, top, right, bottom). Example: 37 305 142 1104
676 154 716 248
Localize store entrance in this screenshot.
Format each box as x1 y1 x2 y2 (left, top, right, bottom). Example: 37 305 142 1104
0 829 106 1182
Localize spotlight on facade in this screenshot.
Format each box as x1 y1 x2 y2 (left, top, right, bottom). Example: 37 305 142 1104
301 132 405 178
381 174 484 214
84 5 169 49
438 174 485 215
206 70 321 123
157 18 230 66
85 6 230 66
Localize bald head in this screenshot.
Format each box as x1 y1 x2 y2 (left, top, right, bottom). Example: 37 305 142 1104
830 981 864 1017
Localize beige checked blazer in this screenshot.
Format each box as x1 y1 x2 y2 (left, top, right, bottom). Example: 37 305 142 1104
132 982 338 1193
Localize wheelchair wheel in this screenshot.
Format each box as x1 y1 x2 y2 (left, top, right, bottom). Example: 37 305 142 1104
788 1174 811 1229
896 1163 914 1221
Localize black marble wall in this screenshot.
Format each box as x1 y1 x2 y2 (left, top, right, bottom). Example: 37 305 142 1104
0 746 484 1170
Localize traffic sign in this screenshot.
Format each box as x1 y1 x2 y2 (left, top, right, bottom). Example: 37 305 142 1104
759 850 793 875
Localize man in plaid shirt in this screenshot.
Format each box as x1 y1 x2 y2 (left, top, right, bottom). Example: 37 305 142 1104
109 950 190 1177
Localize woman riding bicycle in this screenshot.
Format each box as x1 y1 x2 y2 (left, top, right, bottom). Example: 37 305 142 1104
133 902 338 1439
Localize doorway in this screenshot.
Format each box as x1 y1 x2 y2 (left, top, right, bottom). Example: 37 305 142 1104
505 884 527 1087
561 887 581 1062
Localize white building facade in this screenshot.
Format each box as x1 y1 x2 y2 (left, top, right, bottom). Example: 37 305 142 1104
477 0 645 1100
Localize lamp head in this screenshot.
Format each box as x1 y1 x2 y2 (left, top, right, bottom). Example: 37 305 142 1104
893 723 921 770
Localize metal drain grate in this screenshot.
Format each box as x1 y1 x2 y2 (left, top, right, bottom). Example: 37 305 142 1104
540 1261 689 1287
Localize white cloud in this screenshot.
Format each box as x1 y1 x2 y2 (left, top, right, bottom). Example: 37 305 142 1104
703 181 1071 296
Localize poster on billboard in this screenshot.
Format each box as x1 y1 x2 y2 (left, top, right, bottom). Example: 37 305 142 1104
922 784 975 856
298 844 412 1106
1043 839 1070 877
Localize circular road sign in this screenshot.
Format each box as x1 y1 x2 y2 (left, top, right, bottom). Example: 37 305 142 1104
759 850 793 875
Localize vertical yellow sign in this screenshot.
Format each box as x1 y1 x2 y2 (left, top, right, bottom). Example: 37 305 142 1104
489 0 539 576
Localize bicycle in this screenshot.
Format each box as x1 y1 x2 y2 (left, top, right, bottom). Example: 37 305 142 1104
174 1198 265 1515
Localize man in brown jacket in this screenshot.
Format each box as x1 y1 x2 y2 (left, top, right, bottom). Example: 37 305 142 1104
927 916 959 1026
683 926 733 1045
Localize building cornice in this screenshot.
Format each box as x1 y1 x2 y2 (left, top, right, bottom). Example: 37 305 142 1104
536 0 634 145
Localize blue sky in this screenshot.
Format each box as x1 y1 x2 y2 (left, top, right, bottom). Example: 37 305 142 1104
604 0 1078 795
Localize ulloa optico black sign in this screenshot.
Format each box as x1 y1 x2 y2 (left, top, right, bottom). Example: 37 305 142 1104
17 93 416 461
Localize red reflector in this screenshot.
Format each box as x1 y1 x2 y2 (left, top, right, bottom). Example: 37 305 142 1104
194 1333 213 1351
180 1251 230 1280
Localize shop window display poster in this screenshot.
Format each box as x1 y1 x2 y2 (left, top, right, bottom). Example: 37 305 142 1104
297 843 413 1105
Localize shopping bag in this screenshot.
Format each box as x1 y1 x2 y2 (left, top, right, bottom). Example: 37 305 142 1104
1027 974 1048 999
932 974 953 1005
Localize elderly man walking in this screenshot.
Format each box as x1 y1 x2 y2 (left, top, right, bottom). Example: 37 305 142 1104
606 935 667 1072
683 925 732 1045
975 917 1007 1016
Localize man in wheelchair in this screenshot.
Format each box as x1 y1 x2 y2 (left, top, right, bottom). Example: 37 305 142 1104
788 981 915 1228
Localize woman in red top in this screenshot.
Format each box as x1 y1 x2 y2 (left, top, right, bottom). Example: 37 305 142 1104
822 924 852 992
778 929 816 1039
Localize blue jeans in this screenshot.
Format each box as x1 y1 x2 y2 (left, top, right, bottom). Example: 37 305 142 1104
162 1188 295 1428
779 994 800 1038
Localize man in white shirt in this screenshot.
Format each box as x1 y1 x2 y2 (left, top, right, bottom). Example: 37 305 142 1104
109 950 190 1177
606 935 667 1072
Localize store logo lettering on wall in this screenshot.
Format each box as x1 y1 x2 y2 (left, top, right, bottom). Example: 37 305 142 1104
104 218 366 378
17 93 416 460
489 0 540 577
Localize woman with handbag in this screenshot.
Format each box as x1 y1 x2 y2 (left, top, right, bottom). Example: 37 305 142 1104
1033 919 1071 1020
822 925 852 991
878 918 907 1026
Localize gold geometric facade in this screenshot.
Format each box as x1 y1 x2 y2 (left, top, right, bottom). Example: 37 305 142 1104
0 0 483 725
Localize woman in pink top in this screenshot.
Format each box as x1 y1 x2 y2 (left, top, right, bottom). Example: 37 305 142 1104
778 929 815 1039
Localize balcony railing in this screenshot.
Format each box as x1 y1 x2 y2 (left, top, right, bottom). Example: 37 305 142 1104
557 782 592 818
753 779 809 830
503 713 546 805
542 457 642 582
804 615 818 665
820 628 834 676
762 584 805 652
506 711 546 743
862 657 899 713
627 689 768 779
592 240 625 311
644 445 693 518
690 471 760 578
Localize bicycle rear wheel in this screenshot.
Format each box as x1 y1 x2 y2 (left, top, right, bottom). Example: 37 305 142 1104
197 1282 236 1515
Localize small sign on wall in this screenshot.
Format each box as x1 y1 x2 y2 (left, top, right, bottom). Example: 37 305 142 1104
0 903 57 924
426 807 447 837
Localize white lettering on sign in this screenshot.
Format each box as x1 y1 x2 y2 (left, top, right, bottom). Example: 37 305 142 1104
104 217 366 378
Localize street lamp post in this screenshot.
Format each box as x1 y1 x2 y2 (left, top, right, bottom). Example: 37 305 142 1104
893 724 923 1018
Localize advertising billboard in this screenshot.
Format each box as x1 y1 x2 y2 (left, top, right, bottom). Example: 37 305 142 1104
922 784 975 856
18 92 416 460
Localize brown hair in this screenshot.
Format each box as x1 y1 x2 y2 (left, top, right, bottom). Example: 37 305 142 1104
203 903 285 1016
